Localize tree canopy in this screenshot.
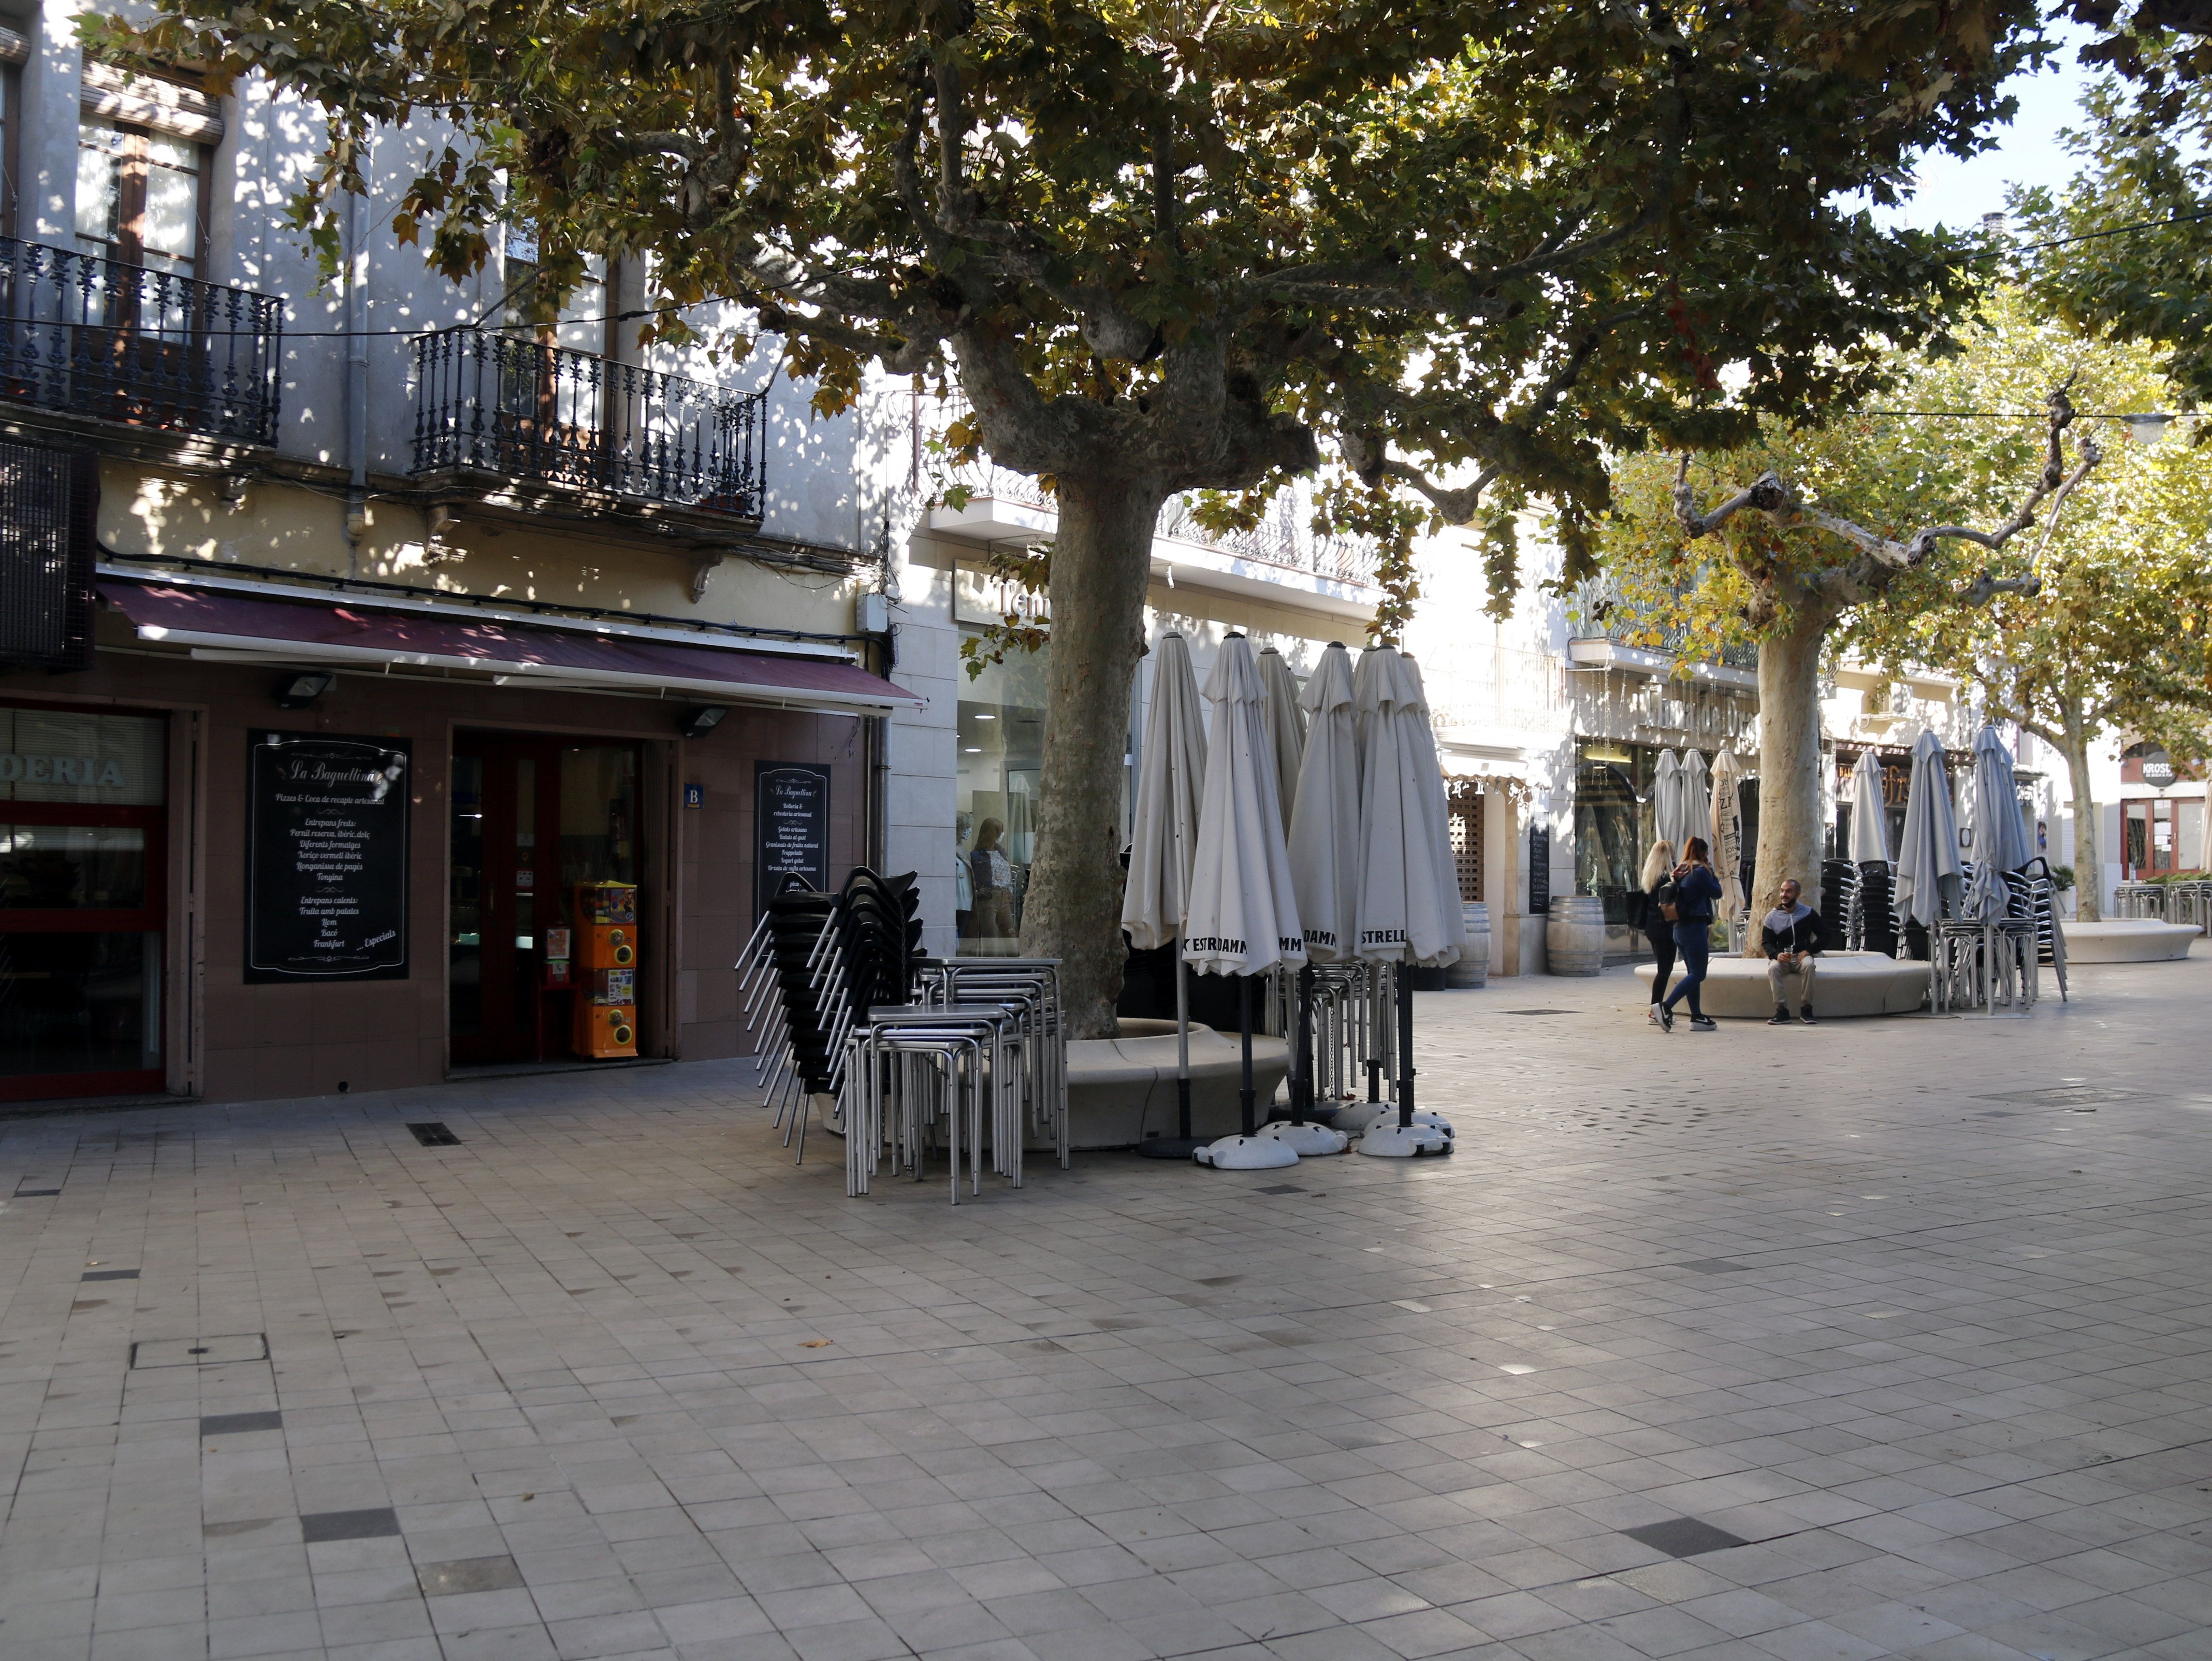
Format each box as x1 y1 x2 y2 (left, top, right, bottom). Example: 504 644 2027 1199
99 0 2055 1027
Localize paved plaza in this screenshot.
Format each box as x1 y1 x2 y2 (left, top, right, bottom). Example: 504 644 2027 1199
3 956 2210 1661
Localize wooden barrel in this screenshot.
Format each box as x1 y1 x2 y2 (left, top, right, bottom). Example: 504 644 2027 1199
1446 902 1490 987
1546 894 1606 976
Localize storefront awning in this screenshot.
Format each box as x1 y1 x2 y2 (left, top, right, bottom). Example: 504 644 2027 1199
99 579 923 715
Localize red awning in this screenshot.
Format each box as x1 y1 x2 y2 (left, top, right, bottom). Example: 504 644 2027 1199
99 578 921 714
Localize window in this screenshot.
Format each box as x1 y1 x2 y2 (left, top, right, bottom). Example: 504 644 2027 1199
76 115 200 277
501 225 608 354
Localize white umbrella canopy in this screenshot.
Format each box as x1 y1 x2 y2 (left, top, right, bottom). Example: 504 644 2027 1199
1288 642 1361 963
1894 727 1962 935
1121 632 1206 951
1184 635 1306 978
1184 635 1309 1168
1401 657 1468 981
1680 749 1712 856
1256 646 1306 834
1351 646 1459 1160
1963 723 2034 918
1850 748 1892 863
1653 748 1687 850
1353 647 1463 970
1709 749 1747 923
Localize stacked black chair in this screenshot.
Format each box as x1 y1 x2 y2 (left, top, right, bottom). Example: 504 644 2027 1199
739 868 924 1161
1820 859 1859 949
1854 861 1898 956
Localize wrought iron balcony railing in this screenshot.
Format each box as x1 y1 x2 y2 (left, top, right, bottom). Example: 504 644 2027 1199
0 237 283 445
1566 575 1759 672
411 327 768 521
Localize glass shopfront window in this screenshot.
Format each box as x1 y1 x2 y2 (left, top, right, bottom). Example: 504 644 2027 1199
0 706 167 1099
1575 741 1654 933
956 645 1046 955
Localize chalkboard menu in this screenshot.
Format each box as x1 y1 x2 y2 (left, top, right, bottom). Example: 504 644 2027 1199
246 732 411 982
1528 824 1551 916
755 762 832 914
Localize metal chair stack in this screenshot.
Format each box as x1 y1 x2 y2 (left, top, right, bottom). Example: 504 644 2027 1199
2112 880 2167 920
734 868 923 1164
2173 879 2212 933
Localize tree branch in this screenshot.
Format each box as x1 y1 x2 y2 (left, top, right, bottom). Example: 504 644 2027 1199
1672 383 2104 601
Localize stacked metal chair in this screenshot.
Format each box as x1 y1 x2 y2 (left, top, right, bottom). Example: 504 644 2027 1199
735 868 923 1163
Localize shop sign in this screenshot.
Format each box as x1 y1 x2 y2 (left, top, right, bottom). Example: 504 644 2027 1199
953 566 1051 628
1528 824 1551 915
755 762 832 915
0 708 165 804
2141 750 2175 788
246 732 411 982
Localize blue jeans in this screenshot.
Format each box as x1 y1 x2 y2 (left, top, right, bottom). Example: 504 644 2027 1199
1662 921 1711 1018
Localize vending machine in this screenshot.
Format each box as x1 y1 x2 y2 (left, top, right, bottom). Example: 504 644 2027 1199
571 883 639 1057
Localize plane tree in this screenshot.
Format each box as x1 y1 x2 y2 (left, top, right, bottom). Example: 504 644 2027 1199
99 0 2048 1030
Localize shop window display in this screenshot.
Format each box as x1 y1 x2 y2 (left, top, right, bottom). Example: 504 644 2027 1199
955 646 1046 955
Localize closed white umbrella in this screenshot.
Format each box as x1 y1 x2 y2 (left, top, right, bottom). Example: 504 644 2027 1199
1850 748 1891 863
1681 749 1712 858
1122 631 1206 1157
1402 655 1469 964
1709 749 1747 926
1653 748 1686 850
1184 635 1312 1168
1289 643 1360 964
1351 646 1458 1159
1894 727 1962 943
1963 723 2033 919
1257 646 1305 835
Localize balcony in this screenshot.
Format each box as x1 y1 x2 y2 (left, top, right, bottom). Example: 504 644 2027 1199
1564 576 1758 688
410 328 768 522
0 237 282 446
919 394 1380 613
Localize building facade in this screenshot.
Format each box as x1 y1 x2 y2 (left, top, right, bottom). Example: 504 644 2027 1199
0 13 923 1103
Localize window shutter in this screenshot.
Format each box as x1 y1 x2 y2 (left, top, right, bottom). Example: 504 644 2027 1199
0 441 98 673
80 59 223 145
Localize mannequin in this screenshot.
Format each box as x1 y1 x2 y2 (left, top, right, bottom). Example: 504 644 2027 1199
969 817 1017 951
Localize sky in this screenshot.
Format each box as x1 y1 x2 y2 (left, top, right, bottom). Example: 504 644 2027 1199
1884 34 2098 233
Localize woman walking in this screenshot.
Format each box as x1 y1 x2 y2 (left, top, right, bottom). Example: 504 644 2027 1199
1640 840 1678 1026
1657 836 1724 1033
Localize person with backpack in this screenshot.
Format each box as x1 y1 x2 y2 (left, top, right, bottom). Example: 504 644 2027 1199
1655 837 1724 1032
1639 839 1678 1026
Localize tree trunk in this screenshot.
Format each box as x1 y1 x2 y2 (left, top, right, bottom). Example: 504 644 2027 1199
1750 608 1832 944
2059 699 2101 922
1021 473 1166 1036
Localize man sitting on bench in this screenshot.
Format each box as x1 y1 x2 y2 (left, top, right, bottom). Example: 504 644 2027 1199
1762 878 1827 1026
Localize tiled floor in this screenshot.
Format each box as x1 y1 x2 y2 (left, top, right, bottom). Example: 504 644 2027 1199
4 955 2211 1661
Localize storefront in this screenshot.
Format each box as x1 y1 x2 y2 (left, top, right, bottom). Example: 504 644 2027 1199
1573 737 1758 959
0 572 914 1105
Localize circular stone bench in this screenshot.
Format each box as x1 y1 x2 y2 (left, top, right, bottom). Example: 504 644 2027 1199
1065 1019 1289 1150
2064 920 2198 963
1633 950 1931 1020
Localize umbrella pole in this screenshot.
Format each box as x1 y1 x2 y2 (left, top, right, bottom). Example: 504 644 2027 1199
1175 941 1192 1140
1396 961 1415 1130
1238 974 1257 1136
1292 963 1314 1125
1365 963 1383 1102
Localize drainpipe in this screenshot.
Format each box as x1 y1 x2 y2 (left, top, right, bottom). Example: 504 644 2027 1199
342 186 370 564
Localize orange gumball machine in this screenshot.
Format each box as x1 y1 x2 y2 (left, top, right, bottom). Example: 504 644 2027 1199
571 884 639 1058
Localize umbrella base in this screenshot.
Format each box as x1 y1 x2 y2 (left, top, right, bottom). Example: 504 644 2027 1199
1259 1121 1349 1155
1195 1134 1301 1169
1135 1136 1210 1160
1342 1104 1454 1138
1354 1122 1454 1158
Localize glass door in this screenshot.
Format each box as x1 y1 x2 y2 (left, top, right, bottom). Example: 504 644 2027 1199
450 733 561 1064
451 733 641 1065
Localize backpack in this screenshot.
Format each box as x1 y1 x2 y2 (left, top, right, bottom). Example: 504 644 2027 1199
1656 878 1681 923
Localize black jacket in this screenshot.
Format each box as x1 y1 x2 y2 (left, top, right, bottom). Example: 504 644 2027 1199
1760 906 1828 958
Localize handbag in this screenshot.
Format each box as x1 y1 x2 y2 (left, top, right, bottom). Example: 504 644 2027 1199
1656 878 1681 923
